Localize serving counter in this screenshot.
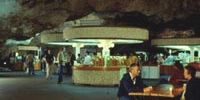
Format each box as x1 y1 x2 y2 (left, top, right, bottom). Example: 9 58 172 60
72 65 127 86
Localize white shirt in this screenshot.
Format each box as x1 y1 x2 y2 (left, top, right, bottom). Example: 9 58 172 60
83 55 92 65
129 72 136 85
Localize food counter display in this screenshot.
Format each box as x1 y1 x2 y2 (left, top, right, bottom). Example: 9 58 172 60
141 65 160 79
72 65 126 86
34 62 41 71
160 65 176 76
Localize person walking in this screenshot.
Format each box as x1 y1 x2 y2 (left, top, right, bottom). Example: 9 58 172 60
68 52 75 76
26 53 35 75
57 47 67 84
45 49 54 80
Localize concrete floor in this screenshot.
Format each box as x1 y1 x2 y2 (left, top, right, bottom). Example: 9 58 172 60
0 72 118 100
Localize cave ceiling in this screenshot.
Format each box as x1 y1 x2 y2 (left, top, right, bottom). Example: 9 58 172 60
0 0 200 45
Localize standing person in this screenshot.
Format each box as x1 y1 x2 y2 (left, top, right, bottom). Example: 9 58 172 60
69 52 75 76
59 48 68 76
41 56 46 72
22 54 27 72
64 51 71 76
182 65 200 100
57 47 66 84
117 63 152 100
26 53 35 75
45 49 54 80
83 52 92 65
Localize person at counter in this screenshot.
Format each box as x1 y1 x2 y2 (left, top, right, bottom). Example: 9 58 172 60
76 54 84 64
117 63 152 100
83 52 93 65
183 65 200 100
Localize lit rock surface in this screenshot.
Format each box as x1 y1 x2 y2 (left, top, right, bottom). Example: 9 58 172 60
0 0 200 58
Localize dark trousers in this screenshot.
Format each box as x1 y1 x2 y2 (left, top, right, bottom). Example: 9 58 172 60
28 62 35 75
66 62 72 76
58 64 64 83
41 61 46 71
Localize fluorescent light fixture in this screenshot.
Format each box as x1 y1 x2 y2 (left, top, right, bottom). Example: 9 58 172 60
47 42 73 45
158 45 200 51
47 42 97 46
71 39 143 44
158 45 191 50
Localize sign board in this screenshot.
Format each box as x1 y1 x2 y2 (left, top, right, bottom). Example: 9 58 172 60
18 46 39 51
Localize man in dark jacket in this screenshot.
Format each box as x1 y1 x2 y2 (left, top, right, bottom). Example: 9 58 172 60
183 65 200 100
45 49 54 80
117 63 152 100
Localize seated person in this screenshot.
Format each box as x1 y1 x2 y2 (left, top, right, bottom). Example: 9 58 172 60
174 65 200 100
117 63 152 100
183 65 200 100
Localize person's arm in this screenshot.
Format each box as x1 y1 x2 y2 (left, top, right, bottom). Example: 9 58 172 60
135 76 145 92
137 76 152 93
173 87 184 96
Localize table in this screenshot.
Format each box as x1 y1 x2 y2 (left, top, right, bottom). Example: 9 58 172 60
129 84 183 100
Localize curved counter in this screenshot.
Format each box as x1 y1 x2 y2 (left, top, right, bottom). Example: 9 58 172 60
72 65 127 86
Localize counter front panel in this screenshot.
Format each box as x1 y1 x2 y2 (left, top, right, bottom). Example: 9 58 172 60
72 66 126 86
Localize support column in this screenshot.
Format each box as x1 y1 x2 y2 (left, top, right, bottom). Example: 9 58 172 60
97 40 114 67
169 49 172 56
190 48 195 62
72 43 84 59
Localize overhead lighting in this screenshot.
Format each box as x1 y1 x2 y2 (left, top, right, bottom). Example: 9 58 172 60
47 42 73 45
158 45 191 51
71 39 143 44
47 42 97 46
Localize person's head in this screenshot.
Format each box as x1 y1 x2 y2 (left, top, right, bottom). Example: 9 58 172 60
184 65 196 80
128 63 140 78
47 49 51 54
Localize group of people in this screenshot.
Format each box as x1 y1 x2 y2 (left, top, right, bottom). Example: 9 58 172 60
23 47 76 84
117 62 200 100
